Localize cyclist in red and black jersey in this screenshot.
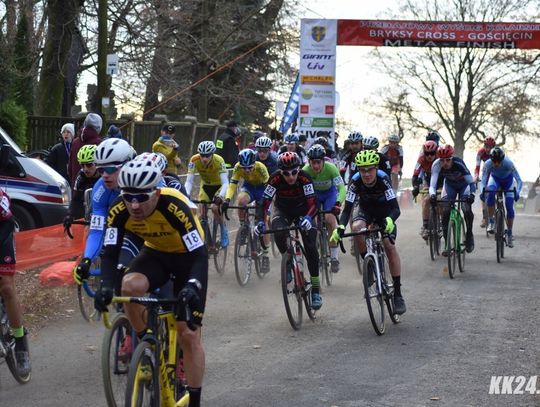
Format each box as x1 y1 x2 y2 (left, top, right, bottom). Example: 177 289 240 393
380 134 404 192
254 152 322 310
474 136 496 228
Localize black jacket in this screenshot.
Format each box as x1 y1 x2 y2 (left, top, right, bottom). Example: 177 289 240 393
46 141 71 181
216 128 239 168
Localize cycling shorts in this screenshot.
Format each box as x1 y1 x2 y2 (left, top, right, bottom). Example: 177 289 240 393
239 183 265 202
315 187 337 211
351 206 397 240
199 184 221 203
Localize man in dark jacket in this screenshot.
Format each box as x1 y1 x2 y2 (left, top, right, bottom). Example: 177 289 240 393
46 123 74 181
68 113 103 187
216 120 241 168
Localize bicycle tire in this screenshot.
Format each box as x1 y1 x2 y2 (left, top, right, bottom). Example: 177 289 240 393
458 218 466 273
300 250 317 322
281 254 303 330
447 220 457 279
381 254 400 324
495 209 504 263
322 229 333 286
252 232 265 279
270 233 278 257
211 219 227 275
102 313 131 407
78 270 101 322
234 225 252 286
1 304 31 385
363 256 385 335
125 341 159 407
428 207 438 261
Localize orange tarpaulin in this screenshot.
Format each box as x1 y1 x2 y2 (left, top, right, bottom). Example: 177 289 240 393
15 223 85 271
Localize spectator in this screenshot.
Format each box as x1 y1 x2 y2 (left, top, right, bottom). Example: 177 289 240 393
46 123 74 181
106 125 123 139
152 124 181 174
67 113 103 187
216 120 241 168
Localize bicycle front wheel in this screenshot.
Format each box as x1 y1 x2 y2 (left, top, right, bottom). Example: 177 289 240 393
252 233 265 279
125 341 160 407
458 219 466 273
447 221 457 279
281 254 303 330
102 313 132 407
4 333 31 384
234 225 252 286
211 219 228 274
78 269 101 322
363 256 385 335
495 209 504 263
428 207 438 261
317 230 332 287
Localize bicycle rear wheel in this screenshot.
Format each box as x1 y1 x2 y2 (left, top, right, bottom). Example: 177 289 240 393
281 254 303 330
458 219 466 273
125 341 160 407
363 256 385 335
211 219 227 274
78 263 101 322
102 313 131 407
447 221 457 279
234 225 252 286
495 209 504 263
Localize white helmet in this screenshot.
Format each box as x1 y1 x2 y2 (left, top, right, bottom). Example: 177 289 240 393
255 136 272 149
95 138 134 166
348 131 363 142
388 134 400 143
133 152 167 173
197 141 216 155
118 158 162 191
362 136 379 150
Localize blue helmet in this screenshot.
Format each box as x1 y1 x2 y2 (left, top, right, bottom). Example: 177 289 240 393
284 133 299 144
238 148 256 168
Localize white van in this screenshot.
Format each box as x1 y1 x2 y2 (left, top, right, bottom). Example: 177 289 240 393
0 126 71 230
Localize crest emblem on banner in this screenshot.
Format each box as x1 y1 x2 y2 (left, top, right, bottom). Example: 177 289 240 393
312 26 326 42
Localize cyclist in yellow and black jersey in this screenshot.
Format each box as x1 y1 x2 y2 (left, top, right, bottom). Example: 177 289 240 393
94 157 208 407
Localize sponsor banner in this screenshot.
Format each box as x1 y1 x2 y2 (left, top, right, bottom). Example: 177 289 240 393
337 19 540 49
299 19 337 148
279 73 300 134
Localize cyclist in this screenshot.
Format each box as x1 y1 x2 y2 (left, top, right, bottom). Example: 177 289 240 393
254 136 279 175
339 131 363 182
303 144 346 272
481 147 523 248
221 149 270 271
185 141 229 246
380 134 404 192
298 133 308 149
330 150 406 314
411 140 439 240
312 136 338 164
152 124 182 174
429 144 476 254
63 144 100 228
426 130 441 146
279 133 308 163
254 152 322 309
474 136 496 228
94 158 208 407
362 136 392 177
72 138 141 291
0 188 30 377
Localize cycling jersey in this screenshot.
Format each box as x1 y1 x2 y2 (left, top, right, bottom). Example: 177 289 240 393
378 152 392 177
69 170 99 219
163 174 188 196
302 161 346 204
481 157 522 194
225 161 269 201
187 154 227 186
412 152 435 187
429 157 475 197
257 151 279 175
474 147 491 179
380 144 404 170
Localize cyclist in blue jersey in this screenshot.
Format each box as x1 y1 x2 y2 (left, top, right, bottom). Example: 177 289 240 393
255 136 279 175
429 145 476 254
481 147 522 247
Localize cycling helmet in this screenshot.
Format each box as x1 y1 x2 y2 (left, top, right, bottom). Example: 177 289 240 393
490 147 505 162
298 133 307 143
255 136 272 149
278 151 301 169
362 136 379 150
314 136 329 148
94 138 133 166
284 133 299 144
426 130 441 144
423 140 438 154
484 136 496 148
354 150 380 167
77 144 97 164
133 152 167 173
197 140 216 155
388 134 400 143
348 131 363 142
307 144 326 160
238 148 256 168
437 144 455 159
119 158 162 191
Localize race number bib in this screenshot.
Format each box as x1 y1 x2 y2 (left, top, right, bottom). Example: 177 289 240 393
0 196 9 212
104 227 118 245
346 190 356 203
264 184 277 198
385 188 396 201
182 230 204 251
90 215 105 231
303 184 315 195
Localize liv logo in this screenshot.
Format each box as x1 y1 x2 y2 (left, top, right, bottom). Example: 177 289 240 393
488 375 539 395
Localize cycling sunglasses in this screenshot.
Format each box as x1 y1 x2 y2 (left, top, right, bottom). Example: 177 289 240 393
200 153 212 158
97 165 122 175
121 190 156 203
257 148 270 153
424 151 436 156
282 168 299 177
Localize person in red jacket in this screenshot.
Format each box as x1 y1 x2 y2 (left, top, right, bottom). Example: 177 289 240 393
67 113 103 187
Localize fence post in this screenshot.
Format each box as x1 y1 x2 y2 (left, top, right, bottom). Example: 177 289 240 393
184 115 198 156
207 118 220 142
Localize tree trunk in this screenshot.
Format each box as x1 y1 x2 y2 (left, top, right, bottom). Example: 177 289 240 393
453 130 466 158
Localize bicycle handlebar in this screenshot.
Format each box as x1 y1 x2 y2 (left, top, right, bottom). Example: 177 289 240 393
259 225 302 250
223 204 258 221
65 220 90 239
338 226 394 253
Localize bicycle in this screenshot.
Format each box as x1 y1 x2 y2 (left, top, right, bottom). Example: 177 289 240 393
192 200 228 274
427 198 443 261
103 296 192 407
315 209 336 287
436 198 468 279
225 204 265 286
0 296 31 384
493 188 515 263
66 219 102 322
339 226 399 336
261 224 316 330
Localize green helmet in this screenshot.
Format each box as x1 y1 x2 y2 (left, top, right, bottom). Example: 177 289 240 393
354 150 380 167
77 144 97 164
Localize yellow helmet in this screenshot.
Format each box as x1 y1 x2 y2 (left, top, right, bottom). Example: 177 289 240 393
77 144 97 164
354 150 380 167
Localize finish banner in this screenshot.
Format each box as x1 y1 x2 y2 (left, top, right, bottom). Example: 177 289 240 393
337 20 540 49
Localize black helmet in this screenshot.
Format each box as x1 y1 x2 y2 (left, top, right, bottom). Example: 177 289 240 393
490 147 505 162
426 130 441 144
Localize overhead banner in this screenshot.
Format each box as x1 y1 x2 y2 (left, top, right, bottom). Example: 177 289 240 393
337 20 540 49
299 19 337 148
